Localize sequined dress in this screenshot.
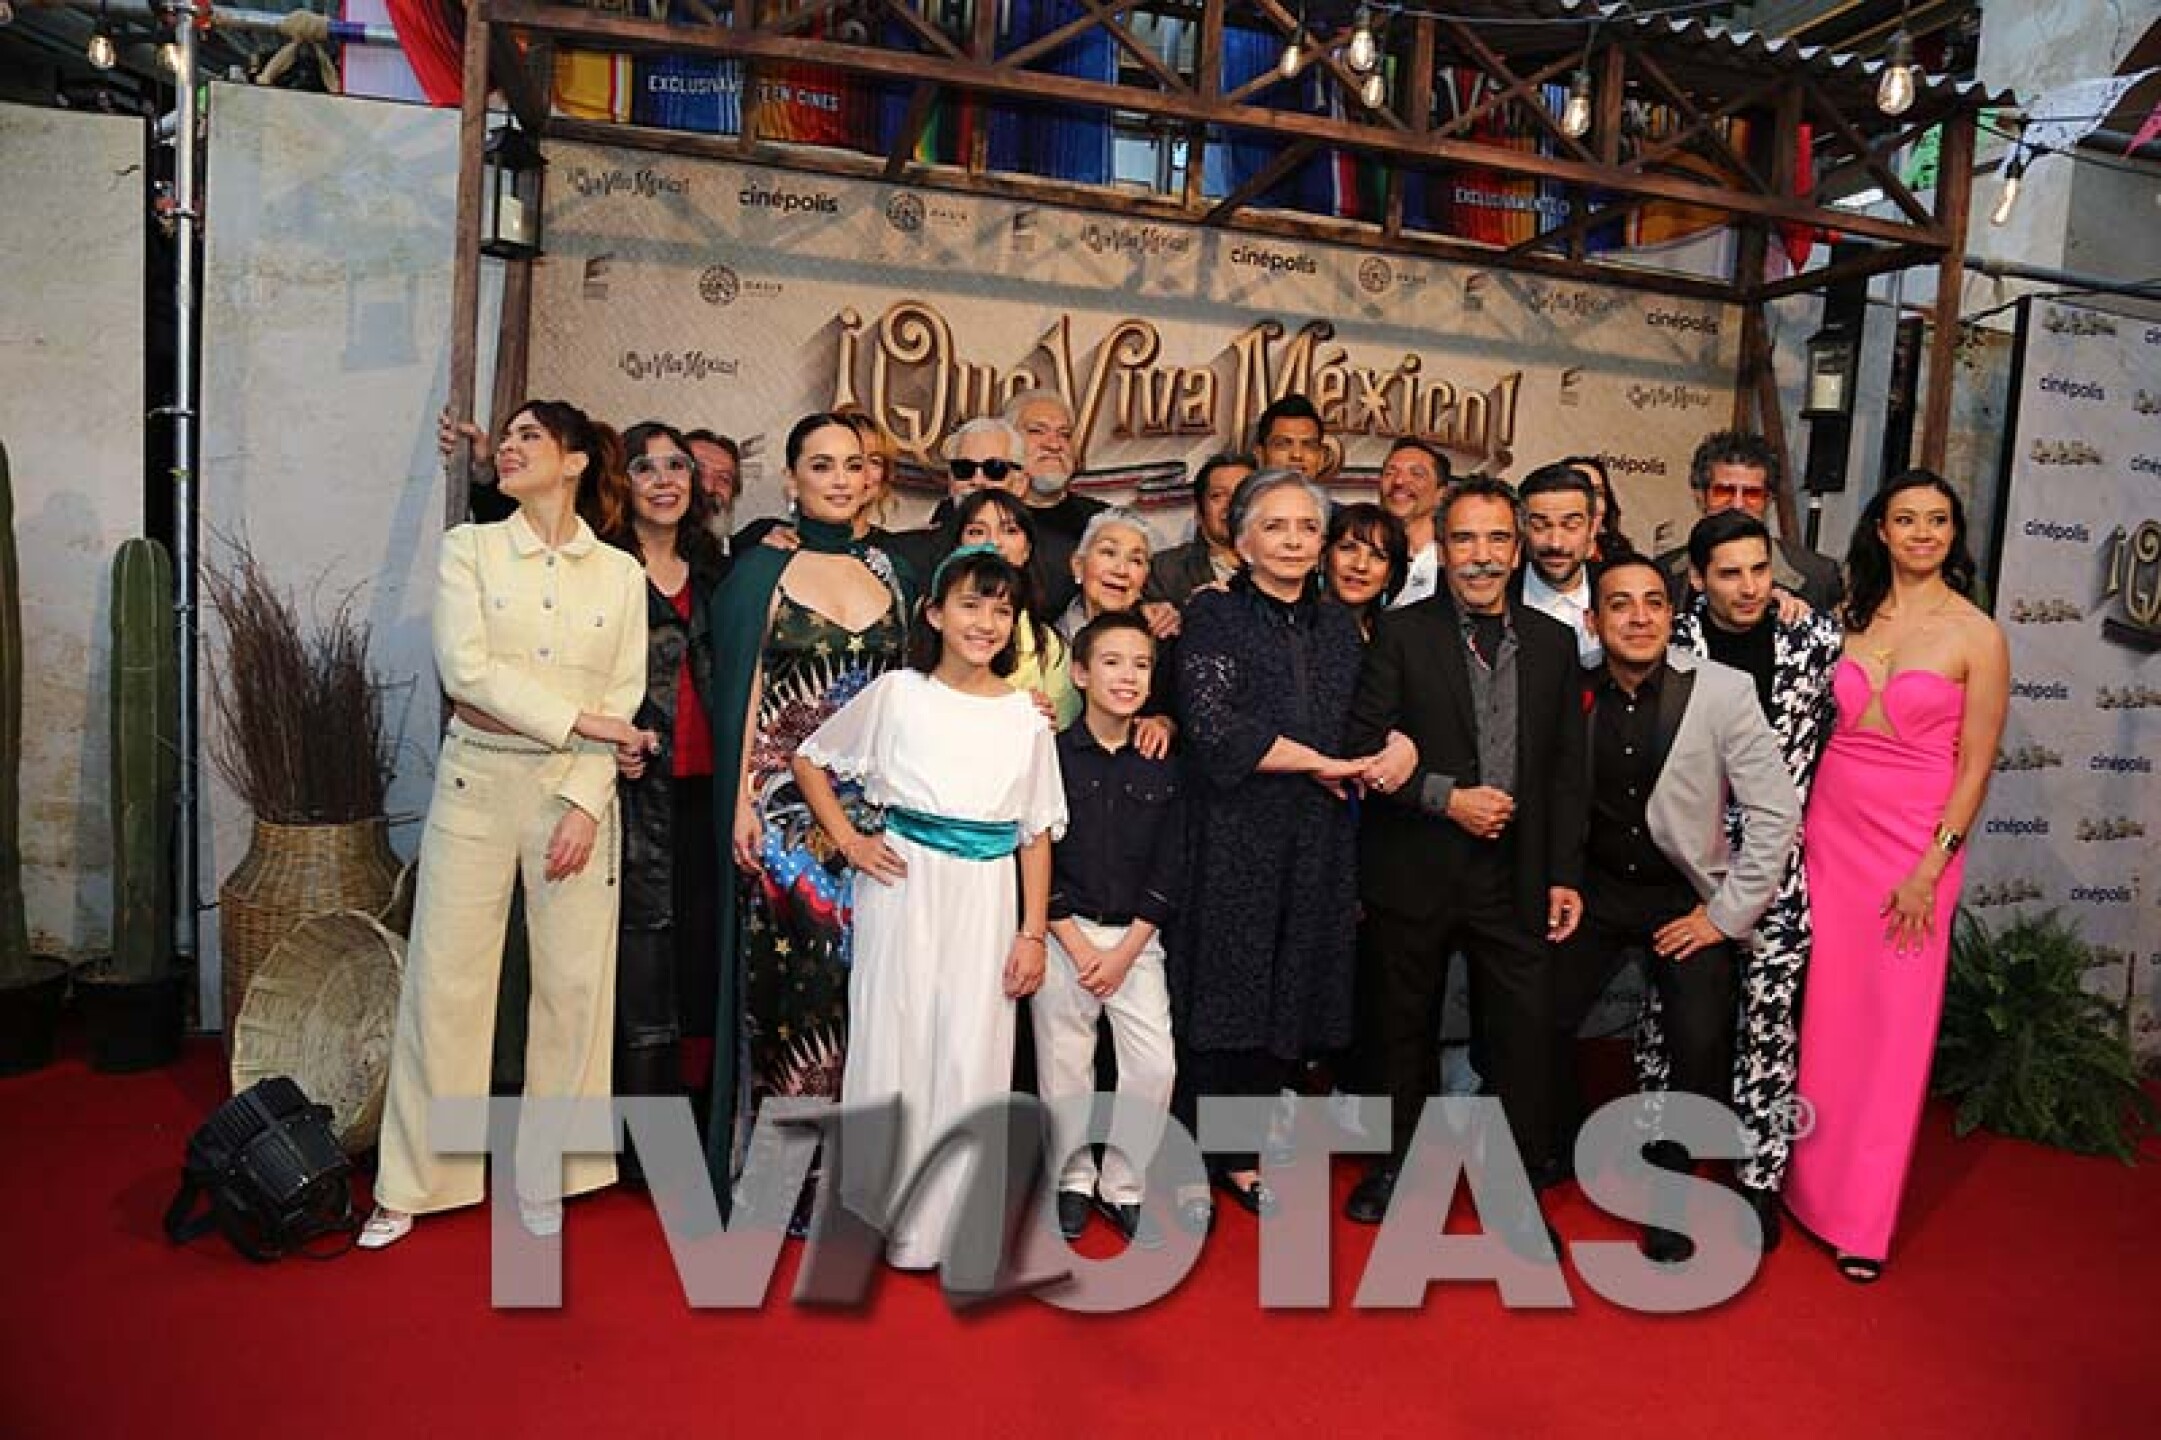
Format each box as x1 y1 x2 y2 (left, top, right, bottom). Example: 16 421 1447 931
741 591 904 1114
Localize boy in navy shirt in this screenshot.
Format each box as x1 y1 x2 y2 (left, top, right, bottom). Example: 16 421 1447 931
1036 612 1184 1248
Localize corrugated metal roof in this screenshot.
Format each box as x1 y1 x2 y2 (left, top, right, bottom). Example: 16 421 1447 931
1388 0 2012 116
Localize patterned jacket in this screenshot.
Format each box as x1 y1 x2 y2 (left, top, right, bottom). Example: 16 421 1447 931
1670 600 1842 813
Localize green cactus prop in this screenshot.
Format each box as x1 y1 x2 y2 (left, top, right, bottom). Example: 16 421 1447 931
110 537 178 982
1 443 29 981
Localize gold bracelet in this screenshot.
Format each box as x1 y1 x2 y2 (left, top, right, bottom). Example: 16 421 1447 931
1933 823 1964 856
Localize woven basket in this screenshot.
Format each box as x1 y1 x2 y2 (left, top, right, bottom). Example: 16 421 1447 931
228 910 406 1154
218 817 401 1042
376 858 418 938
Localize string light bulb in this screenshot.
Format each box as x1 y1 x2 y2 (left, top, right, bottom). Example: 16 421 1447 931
159 40 181 73
1278 30 1303 81
1991 154 2026 226
1877 29 1917 117
0 0 17 27
1346 6 1378 75
1560 69 1593 139
87 27 119 71
1361 71 1387 111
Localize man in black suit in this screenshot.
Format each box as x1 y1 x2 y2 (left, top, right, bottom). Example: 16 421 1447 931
1655 430 1842 613
1343 476 1589 1222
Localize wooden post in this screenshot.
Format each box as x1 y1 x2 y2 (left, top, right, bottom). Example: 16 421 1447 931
489 259 535 439
1919 111 1975 472
446 1 493 529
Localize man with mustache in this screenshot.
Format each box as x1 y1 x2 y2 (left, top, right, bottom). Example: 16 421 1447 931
1343 476 1589 1224
1376 437 1452 610
1550 554 1800 1263
1007 389 1104 616
1631 510 1840 1250
1512 461 1602 668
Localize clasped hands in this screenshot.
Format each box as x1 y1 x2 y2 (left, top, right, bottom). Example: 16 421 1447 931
1310 730 1420 800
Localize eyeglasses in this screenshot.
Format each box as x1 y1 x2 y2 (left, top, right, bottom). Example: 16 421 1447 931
949 458 1017 482
1706 481 1769 504
629 454 694 481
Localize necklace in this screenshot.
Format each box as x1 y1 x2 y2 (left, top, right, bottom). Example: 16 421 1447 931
1866 591 1956 667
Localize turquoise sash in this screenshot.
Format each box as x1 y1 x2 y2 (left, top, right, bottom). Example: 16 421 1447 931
883 806 1021 862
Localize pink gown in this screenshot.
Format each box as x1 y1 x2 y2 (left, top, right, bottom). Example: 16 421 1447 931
1786 658 1967 1261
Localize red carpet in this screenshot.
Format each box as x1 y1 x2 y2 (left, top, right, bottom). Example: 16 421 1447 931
3 1034 2154 1439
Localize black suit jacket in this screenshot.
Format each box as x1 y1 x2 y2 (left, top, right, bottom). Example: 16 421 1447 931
1345 592 1589 929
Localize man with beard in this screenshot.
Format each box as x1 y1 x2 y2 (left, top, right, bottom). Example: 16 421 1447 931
1343 476 1588 1223
685 429 741 549
1007 389 1105 616
1513 462 1602 668
1550 555 1799 1262
1632 509 1840 1249
1376 437 1451 610
883 417 1032 591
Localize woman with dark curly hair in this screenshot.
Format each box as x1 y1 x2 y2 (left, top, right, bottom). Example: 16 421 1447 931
1785 470 2007 1284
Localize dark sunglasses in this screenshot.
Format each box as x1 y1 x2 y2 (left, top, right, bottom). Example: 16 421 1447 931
949 457 1017 482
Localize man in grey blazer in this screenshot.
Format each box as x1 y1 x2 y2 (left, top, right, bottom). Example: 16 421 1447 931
1550 555 1801 1262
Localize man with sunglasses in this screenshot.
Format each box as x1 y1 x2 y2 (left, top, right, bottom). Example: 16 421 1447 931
1655 430 1842 614
884 417 1031 592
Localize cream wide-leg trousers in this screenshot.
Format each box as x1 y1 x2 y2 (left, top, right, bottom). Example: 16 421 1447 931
374 723 621 1214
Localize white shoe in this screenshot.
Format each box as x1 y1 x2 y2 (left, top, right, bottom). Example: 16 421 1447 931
519 1198 563 1237
357 1208 414 1250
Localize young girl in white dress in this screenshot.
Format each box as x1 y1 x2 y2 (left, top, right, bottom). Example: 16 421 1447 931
791 545 1067 1273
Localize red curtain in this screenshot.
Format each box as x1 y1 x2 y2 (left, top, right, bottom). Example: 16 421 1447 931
383 0 464 106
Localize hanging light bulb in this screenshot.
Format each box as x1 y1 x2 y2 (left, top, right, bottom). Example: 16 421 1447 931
1347 6 1378 76
1877 29 1917 117
1361 71 1387 111
87 27 119 71
1560 69 1594 139
0 0 17 28
1991 155 2026 226
1279 31 1304 81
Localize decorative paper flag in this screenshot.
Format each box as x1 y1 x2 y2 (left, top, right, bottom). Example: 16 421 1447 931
2013 69 2156 168
2124 95 2161 156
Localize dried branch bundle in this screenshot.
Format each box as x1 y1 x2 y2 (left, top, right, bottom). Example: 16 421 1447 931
205 544 390 825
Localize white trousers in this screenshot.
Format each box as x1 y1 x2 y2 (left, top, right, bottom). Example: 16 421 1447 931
1031 918 1176 1205
374 726 621 1214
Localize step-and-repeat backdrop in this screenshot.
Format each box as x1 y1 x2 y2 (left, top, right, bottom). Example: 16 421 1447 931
526 140 1744 554
1974 299 2160 1059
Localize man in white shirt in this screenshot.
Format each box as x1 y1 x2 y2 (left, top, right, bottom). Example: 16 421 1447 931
1514 461 1601 668
1378 436 1453 609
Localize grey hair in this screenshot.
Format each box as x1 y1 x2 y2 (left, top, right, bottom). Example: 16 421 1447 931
1076 506 1154 559
1228 467 1332 545
941 416 1026 464
1001 388 1074 427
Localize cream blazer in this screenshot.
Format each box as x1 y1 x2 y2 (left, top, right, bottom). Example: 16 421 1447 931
432 512 648 818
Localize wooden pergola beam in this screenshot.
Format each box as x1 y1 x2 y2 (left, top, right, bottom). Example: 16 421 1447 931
1918 111 1976 472
482 0 1950 254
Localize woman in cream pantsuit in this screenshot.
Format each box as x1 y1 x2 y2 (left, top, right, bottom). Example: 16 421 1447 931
363 400 654 1249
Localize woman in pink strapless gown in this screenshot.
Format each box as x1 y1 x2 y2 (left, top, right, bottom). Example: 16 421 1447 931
1786 471 2008 1282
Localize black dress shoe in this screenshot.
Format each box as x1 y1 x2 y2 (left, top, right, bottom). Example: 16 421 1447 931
1343 1163 1399 1226
1741 1185 1783 1253
1094 1197 1165 1251
1641 1224 1696 1265
1211 1168 1280 1218
1056 1190 1092 1241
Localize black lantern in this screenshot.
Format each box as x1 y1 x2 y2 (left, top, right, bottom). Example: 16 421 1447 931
481 123 544 261
1801 323 1859 421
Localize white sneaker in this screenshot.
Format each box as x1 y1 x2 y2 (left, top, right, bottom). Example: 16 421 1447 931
357 1208 413 1250
518 1198 564 1237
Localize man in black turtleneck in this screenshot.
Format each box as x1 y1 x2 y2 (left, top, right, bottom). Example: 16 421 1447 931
1633 508 1842 1251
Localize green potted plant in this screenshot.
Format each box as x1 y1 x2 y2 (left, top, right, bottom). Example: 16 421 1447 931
74 537 187 1071
1933 908 2157 1161
0 440 72 1075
